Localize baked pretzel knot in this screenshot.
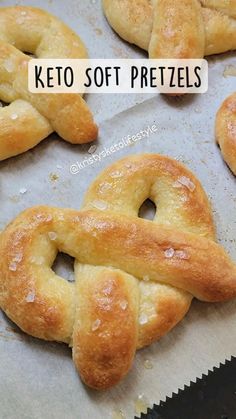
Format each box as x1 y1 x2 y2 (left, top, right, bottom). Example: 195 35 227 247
103 0 236 58
1 154 236 389
0 6 98 161
216 92 236 175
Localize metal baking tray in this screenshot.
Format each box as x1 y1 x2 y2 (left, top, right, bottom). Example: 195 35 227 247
0 1 235 418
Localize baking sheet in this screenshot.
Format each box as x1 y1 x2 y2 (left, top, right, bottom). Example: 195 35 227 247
0 0 236 418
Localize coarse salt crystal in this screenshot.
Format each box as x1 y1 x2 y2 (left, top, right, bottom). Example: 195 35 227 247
91 200 108 210
120 300 128 310
164 28 175 38
99 182 111 193
9 261 17 271
180 195 188 203
91 319 101 331
139 313 148 325
223 64 236 78
110 170 123 178
19 188 27 194
173 176 195 192
144 359 153 369
135 394 149 416
164 248 175 258
35 214 52 225
11 113 18 120
48 231 57 241
88 145 97 154
13 252 23 263
26 291 35 303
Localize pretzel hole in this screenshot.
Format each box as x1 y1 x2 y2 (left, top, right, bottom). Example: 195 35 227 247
138 199 156 221
52 252 75 283
0 100 8 108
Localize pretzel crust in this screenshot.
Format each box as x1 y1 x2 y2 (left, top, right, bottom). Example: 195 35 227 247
103 0 236 57
1 154 236 389
0 6 98 160
216 92 236 175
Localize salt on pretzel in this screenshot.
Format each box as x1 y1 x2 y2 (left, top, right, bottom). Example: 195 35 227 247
216 92 236 175
1 154 236 389
103 0 236 58
0 6 98 160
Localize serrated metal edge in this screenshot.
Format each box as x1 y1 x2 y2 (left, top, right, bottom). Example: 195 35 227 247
136 356 236 419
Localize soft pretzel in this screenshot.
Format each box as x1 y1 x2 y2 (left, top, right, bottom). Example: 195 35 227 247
103 0 236 58
216 92 236 175
0 6 98 161
1 154 236 389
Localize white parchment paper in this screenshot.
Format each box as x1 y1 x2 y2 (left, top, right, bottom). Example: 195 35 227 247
0 1 235 418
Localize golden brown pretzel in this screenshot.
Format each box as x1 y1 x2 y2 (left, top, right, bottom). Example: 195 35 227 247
103 0 236 58
0 6 98 161
216 92 236 175
1 154 236 389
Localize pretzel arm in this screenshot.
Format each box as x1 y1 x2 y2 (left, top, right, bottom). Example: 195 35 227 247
73 264 139 389
149 0 205 59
